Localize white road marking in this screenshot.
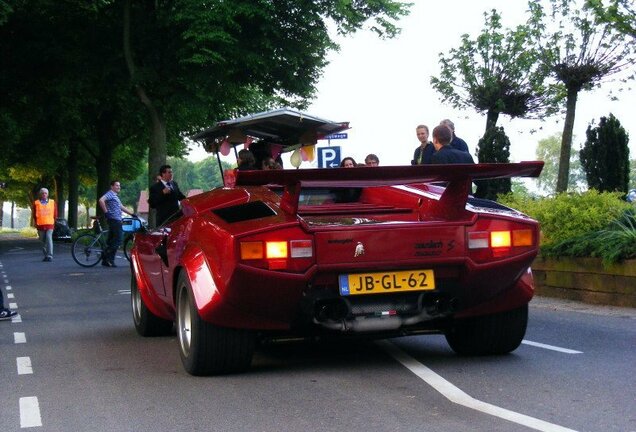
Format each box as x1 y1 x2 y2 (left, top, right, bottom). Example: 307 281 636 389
378 341 579 432
19 397 42 428
522 340 583 354
10 302 18 309
12 314 22 323
14 332 26 344
8 292 15 299
17 357 33 375
4 278 9 283
6 285 12 290
117 290 131 295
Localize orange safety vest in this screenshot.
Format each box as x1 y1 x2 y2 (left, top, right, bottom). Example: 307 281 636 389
34 199 55 226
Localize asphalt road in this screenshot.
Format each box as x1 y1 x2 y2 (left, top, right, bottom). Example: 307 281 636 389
1 235 634 432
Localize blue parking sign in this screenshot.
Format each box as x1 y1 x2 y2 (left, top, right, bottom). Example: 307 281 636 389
318 146 341 168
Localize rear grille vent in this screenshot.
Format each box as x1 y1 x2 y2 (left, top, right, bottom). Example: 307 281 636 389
213 201 276 223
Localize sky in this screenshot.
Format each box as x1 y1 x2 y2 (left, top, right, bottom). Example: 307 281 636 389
189 0 636 169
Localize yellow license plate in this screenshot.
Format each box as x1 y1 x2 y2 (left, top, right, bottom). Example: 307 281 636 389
339 270 435 296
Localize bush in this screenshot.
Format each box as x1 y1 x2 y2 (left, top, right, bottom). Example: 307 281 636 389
542 208 636 264
498 190 631 246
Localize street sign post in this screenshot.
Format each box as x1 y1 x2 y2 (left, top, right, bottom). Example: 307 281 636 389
324 133 348 140
318 146 341 168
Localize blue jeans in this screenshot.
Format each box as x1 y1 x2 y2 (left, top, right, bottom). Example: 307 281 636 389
38 229 53 258
104 218 123 263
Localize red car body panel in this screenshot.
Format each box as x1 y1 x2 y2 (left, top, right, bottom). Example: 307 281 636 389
131 162 543 336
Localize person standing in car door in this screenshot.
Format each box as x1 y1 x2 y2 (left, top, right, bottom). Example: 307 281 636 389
148 164 186 226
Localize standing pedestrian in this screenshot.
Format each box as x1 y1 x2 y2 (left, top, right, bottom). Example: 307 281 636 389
98 180 135 267
440 119 470 153
412 125 434 165
364 154 380 166
34 187 57 262
430 125 475 164
148 165 186 226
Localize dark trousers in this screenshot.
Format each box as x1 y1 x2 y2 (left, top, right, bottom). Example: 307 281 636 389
104 218 123 263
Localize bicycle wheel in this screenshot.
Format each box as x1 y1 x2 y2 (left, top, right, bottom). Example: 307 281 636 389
123 235 134 262
71 233 104 267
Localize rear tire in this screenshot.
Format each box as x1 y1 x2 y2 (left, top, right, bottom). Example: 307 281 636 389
176 272 255 376
71 233 103 267
445 304 528 355
131 275 173 336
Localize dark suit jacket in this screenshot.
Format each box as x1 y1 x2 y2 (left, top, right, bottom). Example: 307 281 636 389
148 180 186 226
431 146 475 164
450 136 469 152
412 143 435 165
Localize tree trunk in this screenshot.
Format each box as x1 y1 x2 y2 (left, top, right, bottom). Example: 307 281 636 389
0 200 3 228
10 201 15 229
484 109 500 136
55 173 65 219
556 87 579 193
67 140 79 229
96 113 115 215
123 0 166 228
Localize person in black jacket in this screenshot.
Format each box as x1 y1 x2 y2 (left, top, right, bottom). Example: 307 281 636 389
148 165 186 226
431 125 475 164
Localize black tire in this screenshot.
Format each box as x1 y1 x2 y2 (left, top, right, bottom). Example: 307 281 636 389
445 304 528 355
123 235 134 262
71 233 103 267
131 275 173 336
176 271 255 376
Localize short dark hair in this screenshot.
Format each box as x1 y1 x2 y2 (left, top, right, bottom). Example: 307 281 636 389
159 165 172 175
365 153 379 164
432 125 452 146
110 180 119 186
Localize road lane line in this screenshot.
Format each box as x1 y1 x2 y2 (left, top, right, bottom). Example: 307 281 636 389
19 397 42 428
522 340 583 354
378 341 579 432
10 302 18 309
12 314 22 323
14 332 26 344
17 357 33 375
8 292 15 299
5 285 12 290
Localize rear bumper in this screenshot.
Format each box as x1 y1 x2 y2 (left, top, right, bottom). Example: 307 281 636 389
199 253 535 332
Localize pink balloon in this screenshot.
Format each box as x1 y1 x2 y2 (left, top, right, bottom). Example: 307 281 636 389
300 147 309 161
220 140 231 156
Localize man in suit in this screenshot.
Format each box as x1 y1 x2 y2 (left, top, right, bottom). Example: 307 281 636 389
431 125 475 164
148 164 186 226
440 119 470 153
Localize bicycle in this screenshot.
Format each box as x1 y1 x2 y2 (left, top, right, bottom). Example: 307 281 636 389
71 217 139 267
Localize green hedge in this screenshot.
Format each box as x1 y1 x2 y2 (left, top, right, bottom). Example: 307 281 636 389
542 208 636 264
498 190 631 246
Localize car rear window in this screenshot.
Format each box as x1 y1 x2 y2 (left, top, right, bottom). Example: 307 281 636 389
213 201 276 223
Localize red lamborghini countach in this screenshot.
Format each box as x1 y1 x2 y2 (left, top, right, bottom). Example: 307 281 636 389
129 109 543 376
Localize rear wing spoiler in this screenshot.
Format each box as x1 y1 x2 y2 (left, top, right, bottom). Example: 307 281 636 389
236 162 544 217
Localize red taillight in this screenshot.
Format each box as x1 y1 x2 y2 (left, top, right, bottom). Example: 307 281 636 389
467 223 536 262
240 238 314 272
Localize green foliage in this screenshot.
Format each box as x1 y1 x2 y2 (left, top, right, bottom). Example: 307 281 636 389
474 126 511 200
498 189 631 245
586 0 636 40
430 9 559 132
535 132 584 193
542 208 636 264
527 0 636 193
580 114 630 193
